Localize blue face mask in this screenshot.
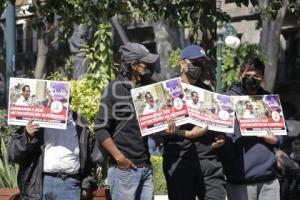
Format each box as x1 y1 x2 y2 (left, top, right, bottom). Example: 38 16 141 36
187 63 203 80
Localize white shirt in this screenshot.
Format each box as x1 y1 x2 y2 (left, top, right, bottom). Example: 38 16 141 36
143 103 158 115
242 110 256 118
43 118 80 174
188 100 203 110
15 96 32 106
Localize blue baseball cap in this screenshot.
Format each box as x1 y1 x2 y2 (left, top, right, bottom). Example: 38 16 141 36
181 45 208 60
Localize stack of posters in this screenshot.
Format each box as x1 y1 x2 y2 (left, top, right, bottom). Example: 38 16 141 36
131 77 287 136
8 78 70 129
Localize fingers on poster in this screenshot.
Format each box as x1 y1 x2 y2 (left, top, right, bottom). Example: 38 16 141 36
8 78 70 129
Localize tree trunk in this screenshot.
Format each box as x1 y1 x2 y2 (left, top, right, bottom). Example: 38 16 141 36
259 0 288 92
33 0 48 79
34 25 48 79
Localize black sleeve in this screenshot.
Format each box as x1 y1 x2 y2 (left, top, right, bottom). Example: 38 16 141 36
94 84 115 144
8 127 42 165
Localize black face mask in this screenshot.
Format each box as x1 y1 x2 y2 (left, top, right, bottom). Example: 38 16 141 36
140 64 155 85
187 63 203 80
241 77 261 94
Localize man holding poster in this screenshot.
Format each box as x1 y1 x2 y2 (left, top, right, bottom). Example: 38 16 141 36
8 108 97 200
163 45 226 200
222 57 282 200
95 43 159 200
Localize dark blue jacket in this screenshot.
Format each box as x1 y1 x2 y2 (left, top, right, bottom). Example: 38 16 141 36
221 84 282 184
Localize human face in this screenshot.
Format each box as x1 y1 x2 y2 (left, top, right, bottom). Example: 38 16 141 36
134 62 147 75
191 93 199 104
145 93 154 106
246 102 253 112
23 86 30 100
131 62 148 84
240 70 263 94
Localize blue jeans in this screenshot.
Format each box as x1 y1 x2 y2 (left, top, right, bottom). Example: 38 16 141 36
42 175 81 200
107 166 154 200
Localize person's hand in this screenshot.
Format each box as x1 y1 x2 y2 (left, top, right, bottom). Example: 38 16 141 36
211 134 225 149
165 118 176 135
185 125 208 139
262 130 278 145
116 155 137 171
81 189 92 200
25 121 40 138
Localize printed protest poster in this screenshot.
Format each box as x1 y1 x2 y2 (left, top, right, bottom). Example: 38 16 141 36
183 83 235 133
233 94 287 136
8 78 70 129
131 78 189 136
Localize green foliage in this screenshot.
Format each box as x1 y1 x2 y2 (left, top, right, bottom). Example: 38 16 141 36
82 23 116 80
0 110 19 146
221 43 266 92
168 48 182 74
0 138 19 188
234 0 300 20
47 56 74 81
151 156 167 195
71 23 116 130
0 110 19 188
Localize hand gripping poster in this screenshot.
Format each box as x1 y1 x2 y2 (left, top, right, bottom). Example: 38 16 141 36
8 78 70 129
182 83 235 133
131 78 189 136
233 94 287 136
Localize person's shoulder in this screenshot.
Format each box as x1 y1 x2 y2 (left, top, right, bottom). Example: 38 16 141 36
196 81 213 91
225 84 242 95
258 87 270 95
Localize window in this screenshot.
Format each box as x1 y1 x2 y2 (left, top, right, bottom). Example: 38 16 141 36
16 24 23 53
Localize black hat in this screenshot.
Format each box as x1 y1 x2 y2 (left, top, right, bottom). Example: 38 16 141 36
119 43 159 64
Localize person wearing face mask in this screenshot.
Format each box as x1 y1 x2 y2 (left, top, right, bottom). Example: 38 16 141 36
94 43 159 200
162 45 227 200
221 57 282 200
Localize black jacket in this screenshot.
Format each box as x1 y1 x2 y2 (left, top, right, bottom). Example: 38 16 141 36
8 114 97 200
163 81 224 159
95 74 150 166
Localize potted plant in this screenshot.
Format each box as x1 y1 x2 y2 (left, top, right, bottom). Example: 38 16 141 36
0 109 20 199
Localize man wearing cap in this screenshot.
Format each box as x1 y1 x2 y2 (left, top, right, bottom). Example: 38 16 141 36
94 43 159 200
162 45 226 200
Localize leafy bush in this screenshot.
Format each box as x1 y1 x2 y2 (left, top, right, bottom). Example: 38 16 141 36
0 110 19 146
0 110 19 188
0 138 19 188
221 43 267 92
151 156 167 195
71 23 116 131
168 48 182 74
47 23 116 132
